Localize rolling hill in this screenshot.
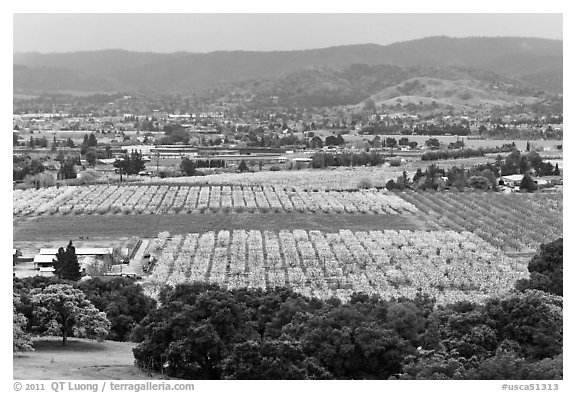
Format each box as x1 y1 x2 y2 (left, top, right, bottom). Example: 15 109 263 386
13 36 562 104
365 76 541 107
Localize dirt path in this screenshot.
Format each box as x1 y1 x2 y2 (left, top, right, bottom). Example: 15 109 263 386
124 239 149 275
14 213 434 241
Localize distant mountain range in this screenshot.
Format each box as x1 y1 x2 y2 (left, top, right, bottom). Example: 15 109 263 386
13 36 562 106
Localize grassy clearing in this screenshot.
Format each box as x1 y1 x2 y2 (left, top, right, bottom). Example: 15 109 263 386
13 213 432 241
13 337 169 380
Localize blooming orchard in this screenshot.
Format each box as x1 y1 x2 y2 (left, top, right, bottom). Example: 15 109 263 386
398 191 562 252
145 229 529 305
13 185 417 216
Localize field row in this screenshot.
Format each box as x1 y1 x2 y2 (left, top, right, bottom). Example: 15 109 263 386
398 191 563 252
144 229 527 305
13 185 418 217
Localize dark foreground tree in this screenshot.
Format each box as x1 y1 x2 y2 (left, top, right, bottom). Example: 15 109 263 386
221 339 331 379
400 289 562 380
30 284 111 346
516 238 563 296
13 295 33 352
76 277 157 341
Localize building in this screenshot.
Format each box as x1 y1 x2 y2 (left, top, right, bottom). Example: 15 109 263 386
34 248 114 273
499 174 524 188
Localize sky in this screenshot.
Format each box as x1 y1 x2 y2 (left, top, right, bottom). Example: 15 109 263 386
13 13 563 54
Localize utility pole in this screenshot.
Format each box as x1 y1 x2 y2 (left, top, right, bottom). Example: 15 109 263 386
156 150 160 176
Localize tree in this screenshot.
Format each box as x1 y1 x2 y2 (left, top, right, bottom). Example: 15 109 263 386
76 277 157 341
238 160 249 172
114 150 146 180
519 156 530 174
385 137 398 149
88 133 98 147
325 134 345 146
413 168 425 184
51 135 58 151
310 153 326 169
128 150 146 174
516 238 563 296
85 150 97 167
65 138 75 148
180 158 198 176
553 163 560 176
221 339 331 379
480 169 497 188
310 136 323 149
468 176 490 190
30 284 111 346
57 157 77 180
13 296 33 352
132 283 254 379
425 138 440 149
52 241 82 281
484 290 563 360
519 174 537 192
463 352 562 380
448 140 465 150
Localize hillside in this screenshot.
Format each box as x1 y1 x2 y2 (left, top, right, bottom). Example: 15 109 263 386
365 76 541 108
13 36 562 101
214 65 545 108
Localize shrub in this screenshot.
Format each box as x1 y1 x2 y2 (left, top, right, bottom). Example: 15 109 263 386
357 178 372 189
25 172 56 188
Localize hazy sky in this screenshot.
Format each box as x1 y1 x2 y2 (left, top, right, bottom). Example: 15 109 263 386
13 13 562 54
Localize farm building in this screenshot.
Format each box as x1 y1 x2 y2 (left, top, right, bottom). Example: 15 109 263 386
35 247 114 272
38 267 56 276
33 254 56 270
499 174 561 189
499 174 524 187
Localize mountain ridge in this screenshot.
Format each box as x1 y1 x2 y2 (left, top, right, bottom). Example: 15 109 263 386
13 36 562 103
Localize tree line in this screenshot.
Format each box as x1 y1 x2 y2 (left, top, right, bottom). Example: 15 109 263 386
421 145 515 161
310 152 385 169
386 150 560 192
